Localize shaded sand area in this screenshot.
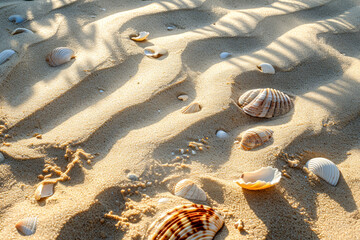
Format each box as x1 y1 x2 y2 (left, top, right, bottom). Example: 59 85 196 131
1 0 360 239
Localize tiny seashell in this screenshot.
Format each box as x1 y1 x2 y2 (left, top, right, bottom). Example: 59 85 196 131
144 46 167 58
216 130 229 139
220 52 231 59
257 63 275 74
158 198 170 203
305 157 340 186
15 217 37 236
11 28 34 35
0 49 16 65
167 25 176 31
34 182 54 200
127 173 139 181
234 166 281 190
46 47 75 67
238 88 293 118
8 15 26 24
237 127 273 150
130 31 149 42
174 179 207 201
0 152 4 163
177 94 188 101
181 102 201 114
146 204 224 239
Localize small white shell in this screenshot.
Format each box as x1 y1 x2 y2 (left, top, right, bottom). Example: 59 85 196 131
305 157 340 186
174 179 207 201
0 49 16 65
15 217 37 236
8 15 26 24
257 63 275 74
234 167 281 190
181 102 201 114
46 47 75 67
144 46 167 58
177 94 188 101
216 130 229 139
167 26 176 31
11 28 34 35
220 52 231 59
130 31 149 42
158 198 170 203
34 182 54 200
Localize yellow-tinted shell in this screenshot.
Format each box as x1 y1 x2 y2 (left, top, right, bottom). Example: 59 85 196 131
181 102 201 114
234 167 281 190
34 182 54 200
130 31 150 41
237 127 273 150
174 179 207 201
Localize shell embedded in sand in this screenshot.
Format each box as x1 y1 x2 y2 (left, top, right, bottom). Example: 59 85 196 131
257 63 275 74
177 94 188 101
8 15 25 24
181 102 201 114
305 157 340 186
237 127 273 150
234 166 281 190
174 179 207 201
146 204 224 239
216 130 229 139
34 182 54 200
144 46 167 58
46 47 75 67
130 31 150 41
11 28 34 35
220 52 231 59
238 88 293 118
0 49 16 65
15 217 37 236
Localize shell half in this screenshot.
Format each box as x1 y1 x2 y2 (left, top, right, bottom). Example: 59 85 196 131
234 167 281 190
131 31 150 41
144 46 167 58
257 63 275 74
237 127 273 150
147 204 224 239
220 52 231 59
11 28 34 35
181 102 201 114
0 49 16 65
15 217 37 236
305 157 340 186
8 15 25 24
174 179 207 201
177 94 189 101
46 47 75 67
34 182 54 200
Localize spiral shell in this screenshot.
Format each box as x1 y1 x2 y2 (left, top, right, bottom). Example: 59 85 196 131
46 47 75 67
11 28 34 35
237 127 273 150
257 63 275 74
147 204 224 239
0 49 16 65
144 46 167 58
8 15 26 24
15 217 37 236
174 179 207 201
238 88 293 118
181 102 201 114
130 31 149 42
305 157 340 186
234 167 281 190
34 182 54 200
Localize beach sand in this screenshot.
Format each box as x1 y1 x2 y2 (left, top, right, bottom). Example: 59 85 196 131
0 0 360 239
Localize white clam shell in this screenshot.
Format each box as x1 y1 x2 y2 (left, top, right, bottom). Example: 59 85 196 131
46 47 75 67
177 94 188 101
8 15 26 24
257 63 275 74
220 52 231 59
0 49 16 65
130 31 149 41
234 167 281 190
181 102 201 114
144 46 167 58
11 28 34 35
216 130 229 139
174 179 207 201
34 182 54 200
305 157 340 186
15 217 37 236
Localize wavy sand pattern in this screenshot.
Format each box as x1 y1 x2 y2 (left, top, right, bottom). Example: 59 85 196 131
1 0 360 239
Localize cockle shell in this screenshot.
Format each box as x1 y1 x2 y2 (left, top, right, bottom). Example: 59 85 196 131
238 88 293 118
8 15 26 24
144 46 167 58
34 182 54 200
234 167 281 190
174 179 207 201
146 204 224 239
11 28 34 35
0 49 16 65
46 47 75 67
305 157 340 186
237 127 273 150
15 217 37 236
130 31 149 41
181 102 201 114
257 63 275 74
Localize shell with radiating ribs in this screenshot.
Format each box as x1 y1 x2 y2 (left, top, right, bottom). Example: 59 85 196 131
238 88 293 118
46 47 75 67
234 167 281 190
305 157 340 186
237 127 273 150
146 204 224 239
15 217 37 236
181 102 201 114
0 49 16 65
174 179 207 201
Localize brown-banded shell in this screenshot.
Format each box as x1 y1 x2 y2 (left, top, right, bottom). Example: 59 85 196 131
34 182 54 200
305 157 340 186
146 204 224 239
234 167 281 190
174 179 207 201
11 28 34 35
257 63 275 74
144 46 167 58
237 127 273 150
15 217 37 236
238 88 293 118
0 49 16 65
130 31 149 41
46 47 75 67
181 102 201 114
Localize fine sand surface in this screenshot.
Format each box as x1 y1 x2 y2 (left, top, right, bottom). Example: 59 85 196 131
1 0 360 239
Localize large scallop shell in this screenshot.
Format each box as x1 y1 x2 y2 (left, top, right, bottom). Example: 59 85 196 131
181 102 201 114
147 204 224 239
46 47 75 67
11 28 34 35
34 182 54 200
0 49 16 65
174 179 207 201
305 157 340 186
234 167 281 190
257 63 275 74
144 46 167 58
8 15 26 24
237 127 273 150
15 217 37 236
131 31 149 42
238 88 293 118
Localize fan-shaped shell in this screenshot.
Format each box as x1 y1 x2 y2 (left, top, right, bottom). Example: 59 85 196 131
234 167 281 190
237 127 273 150
147 204 224 239
257 63 275 74
15 217 37 236
174 179 207 201
144 46 167 58
305 157 340 186
130 31 149 41
46 47 75 67
0 49 16 65
238 88 293 118
181 102 201 114
8 15 26 24
11 28 34 35
34 182 54 200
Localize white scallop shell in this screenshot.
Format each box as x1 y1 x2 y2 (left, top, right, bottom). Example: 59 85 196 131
130 31 149 41
220 52 231 59
144 46 167 58
234 167 281 190
177 94 188 101
34 182 54 200
181 102 201 114
216 130 229 139
46 47 75 67
0 49 16 65
257 63 275 74
174 179 207 201
8 15 26 24
305 157 340 186
15 217 37 236
11 28 34 35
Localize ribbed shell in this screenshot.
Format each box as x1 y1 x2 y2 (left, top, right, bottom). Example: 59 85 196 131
234 167 281 190
174 179 207 201
8 15 25 24
257 63 275 74
0 49 16 65
144 46 167 58
34 182 54 200
46 47 75 67
15 217 37 236
131 31 149 41
237 127 273 150
238 88 293 118
181 102 201 114
147 204 224 240
11 28 34 35
305 157 340 186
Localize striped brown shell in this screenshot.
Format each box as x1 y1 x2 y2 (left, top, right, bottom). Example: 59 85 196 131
46 47 75 67
237 127 273 150
238 88 293 118
147 204 224 240
174 179 207 201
